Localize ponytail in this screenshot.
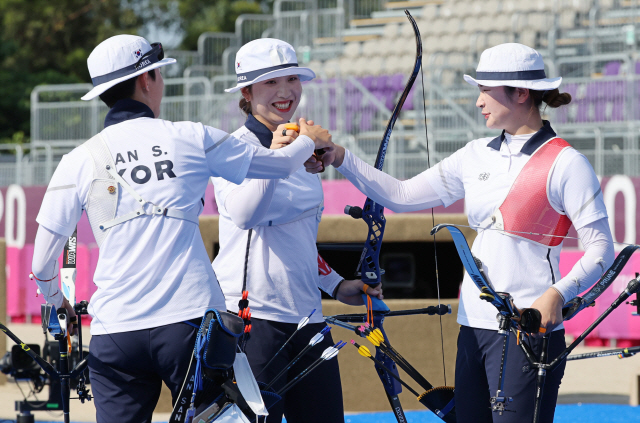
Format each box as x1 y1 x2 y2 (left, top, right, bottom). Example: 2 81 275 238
239 86 253 115
530 88 572 109
239 97 252 115
540 89 572 108
505 86 572 112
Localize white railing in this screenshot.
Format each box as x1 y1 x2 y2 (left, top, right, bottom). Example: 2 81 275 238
23 68 640 189
15 1 640 188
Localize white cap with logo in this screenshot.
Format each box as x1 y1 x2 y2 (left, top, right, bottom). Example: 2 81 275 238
225 38 316 93
81 35 176 101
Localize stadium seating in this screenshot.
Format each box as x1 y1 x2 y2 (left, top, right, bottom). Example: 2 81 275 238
26 0 640 183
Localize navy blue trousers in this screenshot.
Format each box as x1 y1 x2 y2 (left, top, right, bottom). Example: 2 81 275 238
455 325 566 423
88 321 198 423
244 317 344 423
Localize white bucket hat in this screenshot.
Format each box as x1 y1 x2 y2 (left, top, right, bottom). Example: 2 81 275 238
225 38 316 93
464 43 561 91
81 35 176 101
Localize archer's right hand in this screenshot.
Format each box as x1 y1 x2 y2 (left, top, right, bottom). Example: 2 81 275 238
61 298 78 336
298 118 333 150
271 123 299 150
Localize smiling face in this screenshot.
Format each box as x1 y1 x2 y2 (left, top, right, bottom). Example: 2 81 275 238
242 74 302 131
476 85 516 131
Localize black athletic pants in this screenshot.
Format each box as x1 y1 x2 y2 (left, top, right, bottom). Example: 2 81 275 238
455 325 566 423
88 321 198 423
244 317 345 423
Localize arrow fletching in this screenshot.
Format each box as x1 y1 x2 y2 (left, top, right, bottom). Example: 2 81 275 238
366 333 381 347
352 340 372 358
297 308 317 330
309 332 325 346
321 346 338 360
371 328 385 344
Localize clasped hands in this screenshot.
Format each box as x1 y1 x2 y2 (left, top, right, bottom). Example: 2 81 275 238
271 119 344 172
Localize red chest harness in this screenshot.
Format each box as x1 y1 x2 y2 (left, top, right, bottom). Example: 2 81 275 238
487 137 573 247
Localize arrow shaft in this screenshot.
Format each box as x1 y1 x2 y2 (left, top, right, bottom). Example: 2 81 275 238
374 340 434 391
365 354 420 397
266 343 314 390
256 330 299 379
276 357 325 397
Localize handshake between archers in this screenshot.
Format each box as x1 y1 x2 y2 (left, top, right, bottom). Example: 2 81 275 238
274 117 333 151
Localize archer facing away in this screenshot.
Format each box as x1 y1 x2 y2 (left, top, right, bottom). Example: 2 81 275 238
211 38 382 423
306 43 615 423
30 34 334 423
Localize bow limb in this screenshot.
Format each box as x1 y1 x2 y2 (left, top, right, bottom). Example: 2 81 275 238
341 10 422 423
431 223 640 322
352 10 422 309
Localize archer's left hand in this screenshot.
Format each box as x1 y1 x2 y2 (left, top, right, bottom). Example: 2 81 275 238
529 287 564 337
336 279 383 306
305 144 345 174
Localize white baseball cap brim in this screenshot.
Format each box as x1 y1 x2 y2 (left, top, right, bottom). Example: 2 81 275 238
463 74 562 91
225 66 316 93
81 58 176 100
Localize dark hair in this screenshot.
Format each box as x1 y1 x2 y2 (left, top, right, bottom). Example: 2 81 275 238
99 69 156 108
504 86 572 111
239 86 252 115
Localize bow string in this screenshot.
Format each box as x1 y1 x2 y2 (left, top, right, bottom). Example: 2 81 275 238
340 10 453 423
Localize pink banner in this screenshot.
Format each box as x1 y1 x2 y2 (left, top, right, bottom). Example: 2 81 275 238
4 176 640 339
561 250 640 346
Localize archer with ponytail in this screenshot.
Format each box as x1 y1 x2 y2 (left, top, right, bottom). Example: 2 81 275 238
211 38 381 423
307 43 614 423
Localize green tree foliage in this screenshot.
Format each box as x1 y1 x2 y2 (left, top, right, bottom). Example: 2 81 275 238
154 0 264 50
0 0 270 143
0 0 144 142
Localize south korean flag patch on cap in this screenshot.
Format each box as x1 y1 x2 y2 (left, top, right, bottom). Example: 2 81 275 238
133 49 142 59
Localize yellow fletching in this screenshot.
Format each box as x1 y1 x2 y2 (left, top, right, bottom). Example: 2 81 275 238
366 334 381 346
358 345 372 358
372 329 385 343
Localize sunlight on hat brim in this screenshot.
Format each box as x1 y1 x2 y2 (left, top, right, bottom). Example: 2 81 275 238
463 74 562 91
225 66 316 93
81 58 177 101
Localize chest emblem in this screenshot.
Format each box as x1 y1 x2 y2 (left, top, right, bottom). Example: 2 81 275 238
478 172 490 181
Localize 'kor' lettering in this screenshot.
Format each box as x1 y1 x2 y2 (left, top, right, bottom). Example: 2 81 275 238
117 160 177 184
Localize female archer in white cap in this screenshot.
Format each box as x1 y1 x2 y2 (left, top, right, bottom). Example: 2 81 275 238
30 34 333 423
211 38 382 423
307 43 614 422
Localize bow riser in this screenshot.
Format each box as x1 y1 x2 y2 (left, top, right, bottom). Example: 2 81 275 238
357 200 386 285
